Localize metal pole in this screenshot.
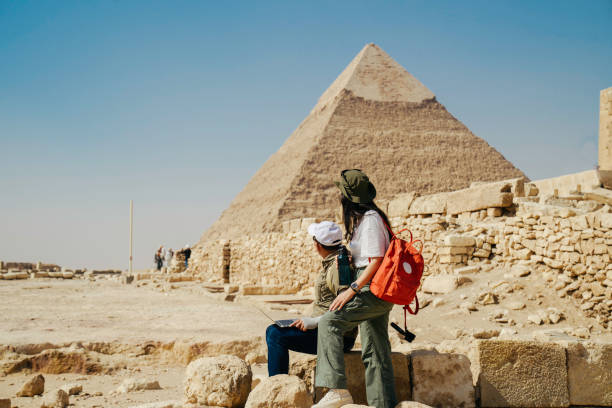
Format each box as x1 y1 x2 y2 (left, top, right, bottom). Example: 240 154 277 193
129 200 133 273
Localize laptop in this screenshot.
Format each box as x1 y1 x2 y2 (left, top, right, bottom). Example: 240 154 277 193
256 306 296 328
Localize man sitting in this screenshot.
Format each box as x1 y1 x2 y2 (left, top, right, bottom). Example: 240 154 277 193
265 221 357 376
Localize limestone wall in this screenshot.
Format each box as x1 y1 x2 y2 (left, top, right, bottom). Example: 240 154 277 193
600 87 612 188
189 178 612 328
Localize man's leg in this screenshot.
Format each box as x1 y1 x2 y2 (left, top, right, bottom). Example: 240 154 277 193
266 324 318 376
359 295 396 408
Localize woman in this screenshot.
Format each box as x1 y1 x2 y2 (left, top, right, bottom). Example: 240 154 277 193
313 169 396 408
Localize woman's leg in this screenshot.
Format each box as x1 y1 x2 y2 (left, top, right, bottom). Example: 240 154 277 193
359 297 397 408
266 324 318 376
316 292 389 389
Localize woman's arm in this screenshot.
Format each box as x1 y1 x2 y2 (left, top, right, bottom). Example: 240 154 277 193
329 256 383 311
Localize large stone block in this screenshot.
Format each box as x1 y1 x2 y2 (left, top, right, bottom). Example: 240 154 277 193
410 350 475 408
446 184 513 215
567 342 612 406
409 192 448 215
388 192 418 217
599 87 612 175
477 340 569 407
422 275 458 294
341 351 411 405
470 177 525 198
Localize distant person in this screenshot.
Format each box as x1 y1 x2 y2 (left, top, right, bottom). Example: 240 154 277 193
265 221 357 377
155 246 163 271
165 248 174 270
183 244 191 268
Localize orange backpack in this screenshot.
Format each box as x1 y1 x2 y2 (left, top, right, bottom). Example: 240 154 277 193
370 222 424 332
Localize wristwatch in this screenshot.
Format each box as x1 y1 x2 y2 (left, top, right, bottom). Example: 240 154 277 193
350 282 360 293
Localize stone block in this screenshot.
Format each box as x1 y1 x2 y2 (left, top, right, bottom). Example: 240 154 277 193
0 399 9 408
470 177 525 197
439 255 464 264
409 192 448 215
477 340 569 407
422 275 458 294
444 235 476 247
341 351 411 405
438 246 468 255
446 183 514 215
388 192 418 217
567 342 612 406
411 350 475 408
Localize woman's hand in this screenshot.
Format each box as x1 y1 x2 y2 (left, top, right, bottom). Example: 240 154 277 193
329 289 356 311
289 319 307 331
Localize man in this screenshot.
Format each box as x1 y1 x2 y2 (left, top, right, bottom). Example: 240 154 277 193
265 221 357 376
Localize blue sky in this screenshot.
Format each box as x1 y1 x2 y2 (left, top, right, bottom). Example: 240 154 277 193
1 1 611 270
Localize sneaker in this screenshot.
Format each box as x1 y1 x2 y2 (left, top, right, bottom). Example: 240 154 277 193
312 388 353 408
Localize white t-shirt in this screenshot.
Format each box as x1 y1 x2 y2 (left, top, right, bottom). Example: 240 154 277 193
350 210 390 268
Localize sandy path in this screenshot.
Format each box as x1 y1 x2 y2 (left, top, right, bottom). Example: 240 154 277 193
0 279 283 345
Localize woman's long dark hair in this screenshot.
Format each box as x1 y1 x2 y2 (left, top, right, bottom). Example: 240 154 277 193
341 195 392 242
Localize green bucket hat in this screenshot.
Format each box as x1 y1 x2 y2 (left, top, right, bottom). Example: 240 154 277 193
334 169 377 204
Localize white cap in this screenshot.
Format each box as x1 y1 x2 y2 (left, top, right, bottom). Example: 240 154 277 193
307 221 342 247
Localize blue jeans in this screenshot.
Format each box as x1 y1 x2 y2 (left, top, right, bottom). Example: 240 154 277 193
266 324 356 376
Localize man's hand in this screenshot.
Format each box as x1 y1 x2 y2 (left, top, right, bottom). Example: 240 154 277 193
329 289 356 311
289 319 307 331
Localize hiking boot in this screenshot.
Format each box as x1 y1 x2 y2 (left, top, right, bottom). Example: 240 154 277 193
311 388 353 408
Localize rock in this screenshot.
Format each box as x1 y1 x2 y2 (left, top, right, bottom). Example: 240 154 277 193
388 192 418 217
127 401 181 408
395 403 434 408
477 340 569 408
477 292 498 305
422 275 458 294
567 342 612 406
289 355 317 393
460 301 477 312
509 265 530 277
184 355 251 407
444 235 476 247
473 329 500 339
342 351 411 404
446 184 514 215
60 383 82 395
527 314 543 325
548 309 563 324
250 374 264 391
40 389 69 408
245 351 266 364
342 405 373 408
115 378 161 393
507 301 525 310
432 298 445 308
410 350 475 408
455 265 479 275
245 375 311 408
0 399 10 408
409 192 448 215
17 374 45 397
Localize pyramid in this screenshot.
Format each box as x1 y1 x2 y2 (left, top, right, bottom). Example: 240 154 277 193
202 44 526 241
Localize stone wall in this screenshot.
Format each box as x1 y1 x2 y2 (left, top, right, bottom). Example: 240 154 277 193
189 177 612 328
600 87 612 188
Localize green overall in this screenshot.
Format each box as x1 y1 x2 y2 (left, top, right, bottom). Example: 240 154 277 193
315 267 397 408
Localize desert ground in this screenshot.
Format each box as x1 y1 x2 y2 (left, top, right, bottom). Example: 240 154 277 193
1 266 609 407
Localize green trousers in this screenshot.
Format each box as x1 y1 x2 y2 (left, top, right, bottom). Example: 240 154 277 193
315 284 397 408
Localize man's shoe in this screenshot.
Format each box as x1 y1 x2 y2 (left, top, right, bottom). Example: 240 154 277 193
312 389 353 408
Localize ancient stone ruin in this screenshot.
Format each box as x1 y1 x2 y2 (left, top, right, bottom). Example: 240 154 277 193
1 45 611 408
203 43 526 241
